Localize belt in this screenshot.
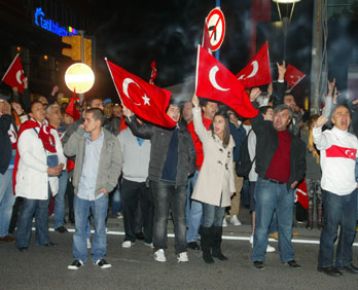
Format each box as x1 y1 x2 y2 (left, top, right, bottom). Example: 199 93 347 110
264 178 286 185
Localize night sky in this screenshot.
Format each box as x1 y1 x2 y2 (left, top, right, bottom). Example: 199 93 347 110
87 0 313 101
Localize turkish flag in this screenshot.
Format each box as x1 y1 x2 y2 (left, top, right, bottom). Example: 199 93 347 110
105 59 176 128
202 17 212 52
285 64 305 89
65 91 81 121
326 145 357 160
195 46 258 118
296 179 309 210
236 42 272 88
149 60 158 84
1 54 26 93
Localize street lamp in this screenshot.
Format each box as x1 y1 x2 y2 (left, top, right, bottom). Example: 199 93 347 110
273 0 301 59
65 62 95 95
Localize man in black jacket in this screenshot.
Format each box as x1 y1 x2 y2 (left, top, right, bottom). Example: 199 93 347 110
123 101 195 263
250 100 306 270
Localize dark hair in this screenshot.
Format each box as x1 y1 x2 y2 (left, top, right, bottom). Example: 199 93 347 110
30 100 44 112
200 98 218 108
210 110 230 148
259 105 273 115
86 96 103 108
85 108 105 126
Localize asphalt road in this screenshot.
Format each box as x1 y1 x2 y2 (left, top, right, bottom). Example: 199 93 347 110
1 215 358 290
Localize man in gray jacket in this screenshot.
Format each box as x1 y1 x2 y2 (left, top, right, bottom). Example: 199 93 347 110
64 108 122 270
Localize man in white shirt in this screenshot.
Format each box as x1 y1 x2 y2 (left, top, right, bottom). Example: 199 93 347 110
314 104 358 277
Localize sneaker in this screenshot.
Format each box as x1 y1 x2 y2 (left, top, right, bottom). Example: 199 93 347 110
177 251 189 263
95 259 112 269
55 226 68 233
187 241 200 250
122 240 134 248
68 259 84 270
266 244 276 253
249 235 253 247
222 218 228 227
87 238 91 249
229 215 242 226
153 249 167 262
144 242 154 248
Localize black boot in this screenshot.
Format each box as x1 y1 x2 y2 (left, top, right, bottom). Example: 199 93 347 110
212 226 228 261
199 226 214 264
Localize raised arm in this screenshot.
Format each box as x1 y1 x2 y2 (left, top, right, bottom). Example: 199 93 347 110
312 115 331 150
122 106 153 139
192 94 209 143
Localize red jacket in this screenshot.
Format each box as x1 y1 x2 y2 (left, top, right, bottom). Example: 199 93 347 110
187 116 212 170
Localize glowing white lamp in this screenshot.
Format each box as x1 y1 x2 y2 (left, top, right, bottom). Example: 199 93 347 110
65 63 95 94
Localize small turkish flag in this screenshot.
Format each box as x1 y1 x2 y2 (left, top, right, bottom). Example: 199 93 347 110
195 46 258 118
296 179 309 210
285 64 305 89
1 54 26 93
105 58 176 128
236 42 272 88
65 90 81 121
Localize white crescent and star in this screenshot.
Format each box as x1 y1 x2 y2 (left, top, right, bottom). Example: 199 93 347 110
344 149 356 159
209 66 229 92
122 78 150 106
16 70 24 85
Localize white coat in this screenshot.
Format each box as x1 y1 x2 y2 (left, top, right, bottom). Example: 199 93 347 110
15 126 65 200
191 107 236 207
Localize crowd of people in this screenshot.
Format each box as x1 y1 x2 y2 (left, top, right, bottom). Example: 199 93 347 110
0 63 358 277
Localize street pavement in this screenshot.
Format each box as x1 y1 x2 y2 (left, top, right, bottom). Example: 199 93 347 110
1 208 358 290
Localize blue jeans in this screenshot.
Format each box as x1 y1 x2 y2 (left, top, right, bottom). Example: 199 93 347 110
16 194 50 248
54 170 68 228
251 178 295 263
73 195 108 263
202 203 226 227
318 190 357 268
0 169 15 237
185 171 203 243
151 180 187 254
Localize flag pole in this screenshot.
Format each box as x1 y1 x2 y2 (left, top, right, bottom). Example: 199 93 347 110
1 54 20 82
104 57 124 106
215 0 221 60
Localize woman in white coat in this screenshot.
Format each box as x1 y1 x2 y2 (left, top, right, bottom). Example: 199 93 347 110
191 94 235 264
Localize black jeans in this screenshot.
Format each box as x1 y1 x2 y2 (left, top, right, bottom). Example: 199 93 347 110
121 178 153 243
151 180 187 254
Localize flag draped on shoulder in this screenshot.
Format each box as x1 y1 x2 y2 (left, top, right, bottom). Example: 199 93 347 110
195 46 258 118
285 64 305 90
236 42 272 88
1 54 26 93
105 58 176 128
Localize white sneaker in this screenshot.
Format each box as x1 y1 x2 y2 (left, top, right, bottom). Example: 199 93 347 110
122 240 133 248
222 218 228 227
86 238 91 249
266 244 276 253
153 249 167 262
144 242 154 248
249 235 254 247
177 251 189 263
230 215 242 226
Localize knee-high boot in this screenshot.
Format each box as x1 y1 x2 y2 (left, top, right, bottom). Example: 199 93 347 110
212 226 228 261
199 226 214 264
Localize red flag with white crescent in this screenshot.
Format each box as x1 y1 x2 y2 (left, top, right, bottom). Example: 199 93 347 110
285 64 306 90
1 54 26 93
195 46 259 118
105 58 176 128
236 42 272 88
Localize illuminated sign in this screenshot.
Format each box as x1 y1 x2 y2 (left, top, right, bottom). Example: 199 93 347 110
34 7 78 36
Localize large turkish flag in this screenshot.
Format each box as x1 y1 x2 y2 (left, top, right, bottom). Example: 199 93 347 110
106 59 176 128
236 42 272 88
195 46 258 118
